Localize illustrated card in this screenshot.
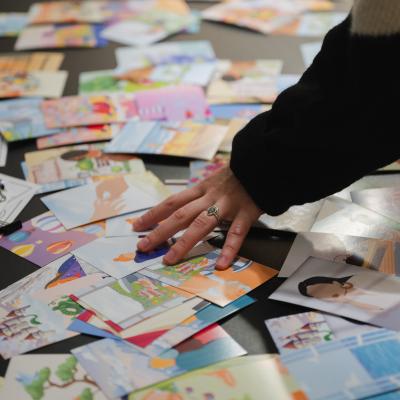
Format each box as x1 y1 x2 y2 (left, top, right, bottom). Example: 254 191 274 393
105 209 148 237
0 211 105 267
0 52 64 73
72 324 247 398
270 257 400 331
0 13 28 37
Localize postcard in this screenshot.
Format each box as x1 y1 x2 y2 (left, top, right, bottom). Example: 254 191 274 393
70 271 195 330
0 52 64 73
42 94 138 129
279 231 397 278
0 71 67 99
0 98 59 142
201 0 306 35
36 124 121 149
0 211 105 267
301 41 322 67
0 173 38 227
145 295 255 356
2 354 107 399
105 120 227 160
0 136 7 167
24 143 145 185
72 324 247 398
141 243 278 306
15 24 107 51
270 257 400 331
0 13 28 37
351 187 400 224
130 354 306 400
115 40 216 75
27 1 108 24
105 210 148 238
135 86 212 121
281 329 400 400
207 60 282 104
41 173 167 229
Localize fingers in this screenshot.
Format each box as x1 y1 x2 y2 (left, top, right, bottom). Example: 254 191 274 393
163 208 220 265
215 213 253 270
133 186 204 232
137 197 211 252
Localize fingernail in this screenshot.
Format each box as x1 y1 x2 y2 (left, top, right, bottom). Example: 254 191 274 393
137 237 150 251
163 249 176 265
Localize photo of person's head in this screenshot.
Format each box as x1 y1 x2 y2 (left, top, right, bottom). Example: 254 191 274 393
298 275 354 299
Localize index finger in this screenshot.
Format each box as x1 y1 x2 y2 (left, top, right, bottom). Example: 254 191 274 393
133 186 204 232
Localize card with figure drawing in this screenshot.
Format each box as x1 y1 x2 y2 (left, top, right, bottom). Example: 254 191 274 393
279 232 397 278
24 143 145 185
15 24 107 51
72 324 247 398
280 329 400 400
130 354 306 400
36 124 122 149
0 173 38 227
41 173 166 229
351 186 400 224
70 271 195 330
270 257 400 331
0 13 27 37
141 243 278 306
207 60 282 104
0 98 59 142
2 354 107 399
0 52 64 73
105 120 227 160
0 71 67 99
0 211 105 267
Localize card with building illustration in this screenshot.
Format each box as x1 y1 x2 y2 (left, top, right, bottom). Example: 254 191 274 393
105 120 227 160
279 231 397 278
24 143 145 185
0 52 64 73
0 13 28 37
0 211 105 267
141 244 278 306
2 354 107 399
270 257 400 331
72 324 247 398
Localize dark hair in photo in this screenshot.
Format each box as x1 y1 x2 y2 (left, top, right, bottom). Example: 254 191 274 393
298 275 353 297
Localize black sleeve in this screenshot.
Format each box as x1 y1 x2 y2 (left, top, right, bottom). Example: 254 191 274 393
230 15 399 216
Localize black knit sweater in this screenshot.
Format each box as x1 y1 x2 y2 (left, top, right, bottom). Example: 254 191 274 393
230 1 399 216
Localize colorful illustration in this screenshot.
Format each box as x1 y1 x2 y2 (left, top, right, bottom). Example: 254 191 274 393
2 354 107 399
135 86 212 121
0 98 59 142
72 324 247 398
280 329 400 400
270 257 400 331
105 209 149 237
36 124 121 149
142 245 278 306
265 311 334 353
0 52 64 73
207 60 282 104
130 354 306 400
15 24 107 51
41 173 166 229
280 231 397 278
105 120 227 160
0 211 105 267
0 71 67 99
0 13 28 37
71 272 194 330
25 143 145 185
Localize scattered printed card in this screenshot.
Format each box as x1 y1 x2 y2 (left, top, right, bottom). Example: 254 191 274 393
0 173 38 227
0 13 28 37
280 231 397 278
270 257 400 331
0 52 64 73
105 120 227 160
2 354 107 399
0 211 105 267
72 324 247 398
0 71 67 99
188 154 230 187
142 243 278 306
105 209 148 238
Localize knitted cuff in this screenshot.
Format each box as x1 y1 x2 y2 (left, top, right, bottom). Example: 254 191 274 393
352 0 400 36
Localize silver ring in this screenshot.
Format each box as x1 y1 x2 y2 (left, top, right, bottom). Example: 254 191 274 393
206 205 221 224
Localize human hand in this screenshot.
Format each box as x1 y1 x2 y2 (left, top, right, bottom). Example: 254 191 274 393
133 166 262 270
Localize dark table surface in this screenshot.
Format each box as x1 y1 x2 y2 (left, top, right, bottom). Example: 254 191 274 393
0 0 350 377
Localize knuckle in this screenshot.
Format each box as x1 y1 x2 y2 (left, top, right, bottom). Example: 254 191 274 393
192 214 210 229
173 237 189 253
172 208 187 222
164 195 177 209
223 242 237 253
